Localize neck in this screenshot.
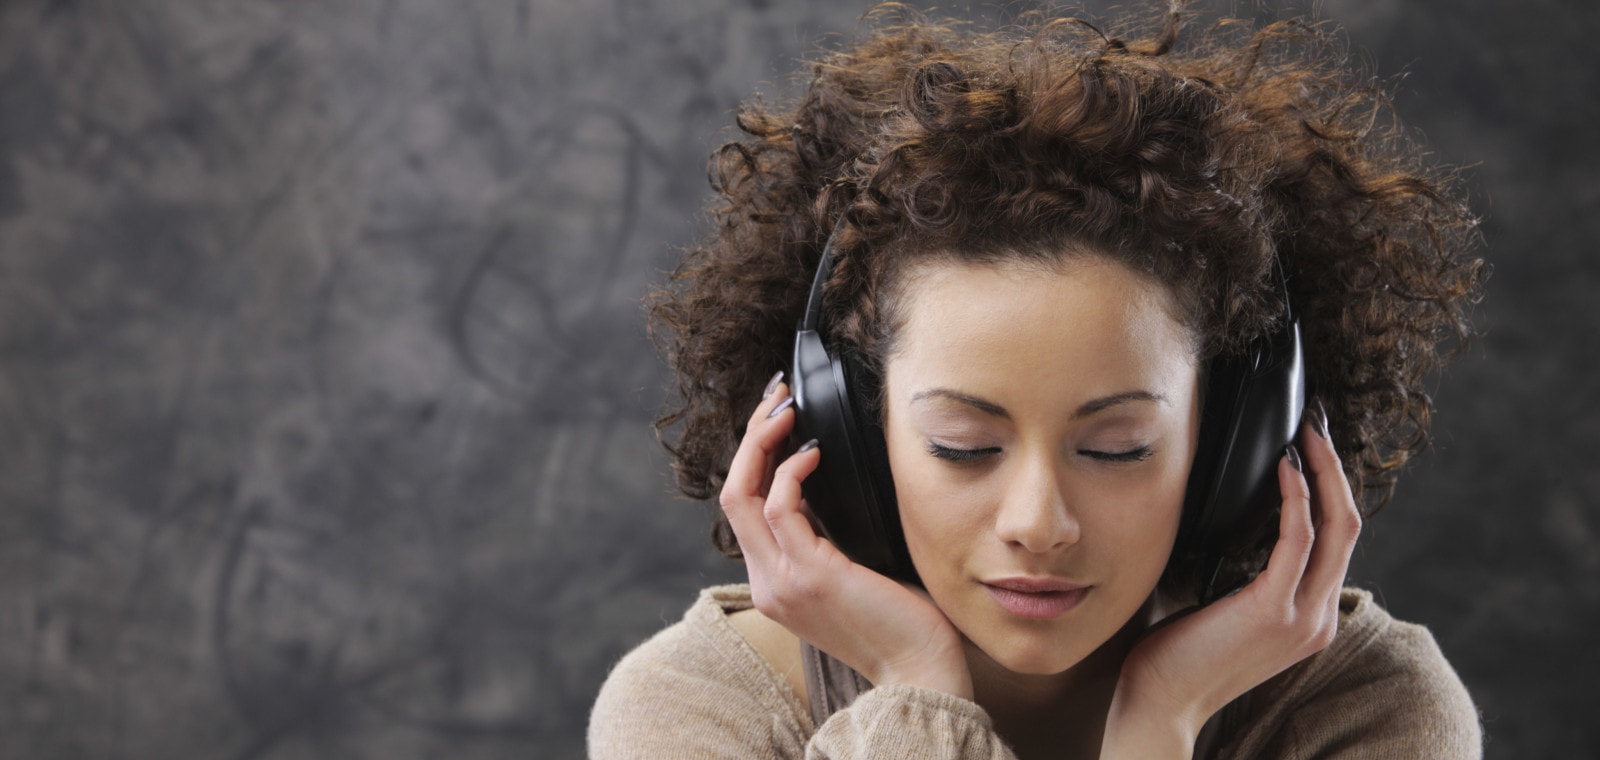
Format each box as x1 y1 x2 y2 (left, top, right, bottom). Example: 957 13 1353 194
966 596 1170 759
966 622 1133 715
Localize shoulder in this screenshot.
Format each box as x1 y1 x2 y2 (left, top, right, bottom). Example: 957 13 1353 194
588 584 812 760
1221 588 1483 759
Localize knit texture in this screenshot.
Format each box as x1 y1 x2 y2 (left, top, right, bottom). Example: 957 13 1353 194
588 585 1481 759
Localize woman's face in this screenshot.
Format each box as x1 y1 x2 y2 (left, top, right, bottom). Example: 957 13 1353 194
882 255 1201 676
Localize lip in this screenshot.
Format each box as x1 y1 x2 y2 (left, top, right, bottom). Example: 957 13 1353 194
981 577 1090 620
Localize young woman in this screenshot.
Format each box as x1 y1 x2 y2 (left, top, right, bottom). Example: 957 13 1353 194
591 5 1485 758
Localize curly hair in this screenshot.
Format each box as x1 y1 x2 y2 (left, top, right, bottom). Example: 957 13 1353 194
647 3 1485 592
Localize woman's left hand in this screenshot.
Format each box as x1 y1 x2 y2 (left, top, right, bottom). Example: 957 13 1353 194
1101 412 1363 757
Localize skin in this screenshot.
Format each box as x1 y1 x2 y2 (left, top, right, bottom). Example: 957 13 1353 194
883 257 1199 755
721 253 1362 760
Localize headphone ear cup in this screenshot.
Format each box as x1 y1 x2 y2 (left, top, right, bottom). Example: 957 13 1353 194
836 351 916 583
790 330 916 582
1177 320 1306 601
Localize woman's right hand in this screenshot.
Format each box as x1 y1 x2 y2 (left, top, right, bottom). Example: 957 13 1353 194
720 373 973 699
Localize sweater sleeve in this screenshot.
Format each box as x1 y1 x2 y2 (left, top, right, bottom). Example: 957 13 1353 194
807 685 1018 760
1277 620 1481 759
588 618 811 759
589 589 1018 760
1223 591 1483 760
592 656 1016 760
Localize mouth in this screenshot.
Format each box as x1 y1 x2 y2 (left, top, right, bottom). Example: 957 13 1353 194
981 577 1091 620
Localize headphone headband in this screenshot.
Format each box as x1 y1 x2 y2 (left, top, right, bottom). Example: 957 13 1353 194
799 224 846 333
790 221 1305 599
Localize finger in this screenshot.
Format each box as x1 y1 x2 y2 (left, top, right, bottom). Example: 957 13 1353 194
797 498 826 538
727 377 793 502
720 377 795 561
1257 447 1315 599
1296 418 1362 607
756 381 795 497
764 441 827 563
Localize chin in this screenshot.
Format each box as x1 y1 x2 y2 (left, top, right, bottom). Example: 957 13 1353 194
971 625 1100 676
991 652 1085 676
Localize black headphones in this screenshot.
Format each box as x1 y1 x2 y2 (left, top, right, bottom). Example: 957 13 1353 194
790 223 1305 603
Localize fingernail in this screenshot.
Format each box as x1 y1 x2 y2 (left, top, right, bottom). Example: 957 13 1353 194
1313 399 1329 439
762 370 784 400
797 438 819 453
1285 444 1303 473
767 396 795 419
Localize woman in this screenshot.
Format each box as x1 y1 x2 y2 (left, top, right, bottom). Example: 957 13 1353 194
592 5 1485 758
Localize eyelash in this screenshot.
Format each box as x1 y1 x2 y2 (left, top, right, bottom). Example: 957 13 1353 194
926 442 1000 462
925 443 1154 464
1083 446 1154 463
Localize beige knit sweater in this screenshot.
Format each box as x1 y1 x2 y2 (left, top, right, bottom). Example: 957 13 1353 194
588 585 1481 759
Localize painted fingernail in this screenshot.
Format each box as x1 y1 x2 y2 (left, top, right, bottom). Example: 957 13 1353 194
797 438 819 453
767 396 795 419
1313 399 1329 439
762 370 785 400
1285 444 1303 473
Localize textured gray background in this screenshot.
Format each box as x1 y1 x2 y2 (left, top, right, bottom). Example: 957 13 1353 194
0 1 1594 758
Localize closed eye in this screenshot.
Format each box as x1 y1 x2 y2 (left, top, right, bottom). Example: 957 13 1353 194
927 442 1001 463
1079 446 1154 463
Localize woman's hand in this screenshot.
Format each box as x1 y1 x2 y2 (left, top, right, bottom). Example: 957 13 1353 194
1102 409 1363 757
720 373 973 698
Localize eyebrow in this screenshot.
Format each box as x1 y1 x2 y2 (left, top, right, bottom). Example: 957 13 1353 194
910 389 1168 420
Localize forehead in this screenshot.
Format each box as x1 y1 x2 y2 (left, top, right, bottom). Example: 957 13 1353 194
884 256 1197 398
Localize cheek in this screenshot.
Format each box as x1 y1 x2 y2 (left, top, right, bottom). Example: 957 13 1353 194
1089 481 1184 552
896 470 979 547
889 456 990 560
1079 458 1190 567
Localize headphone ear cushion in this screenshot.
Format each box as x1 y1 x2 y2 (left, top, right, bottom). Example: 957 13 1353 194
837 352 916 583
790 331 917 582
1176 320 1306 600
1179 354 1252 556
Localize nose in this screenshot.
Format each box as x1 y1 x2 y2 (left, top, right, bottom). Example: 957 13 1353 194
992 453 1080 554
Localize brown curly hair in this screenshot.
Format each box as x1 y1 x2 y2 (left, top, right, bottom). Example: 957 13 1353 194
647 3 1485 592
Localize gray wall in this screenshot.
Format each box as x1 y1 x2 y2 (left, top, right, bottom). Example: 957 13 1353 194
0 1 1593 758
